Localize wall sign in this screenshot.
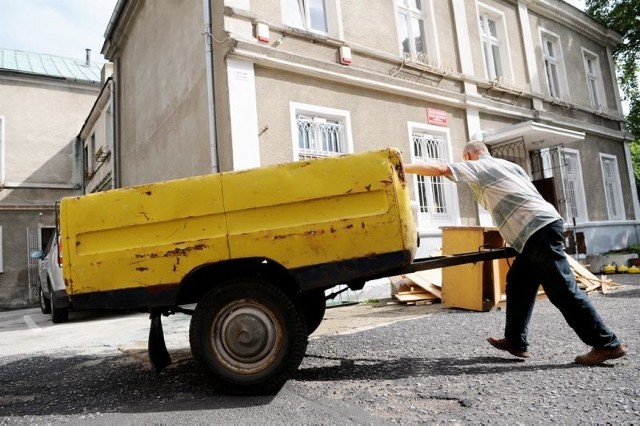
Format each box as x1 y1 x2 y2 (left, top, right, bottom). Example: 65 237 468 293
427 108 448 127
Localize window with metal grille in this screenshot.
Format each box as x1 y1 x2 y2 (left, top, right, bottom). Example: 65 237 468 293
561 149 588 223
297 115 343 159
291 103 352 160
600 154 625 220
411 130 457 230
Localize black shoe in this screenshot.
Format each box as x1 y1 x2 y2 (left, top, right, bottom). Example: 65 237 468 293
487 337 530 358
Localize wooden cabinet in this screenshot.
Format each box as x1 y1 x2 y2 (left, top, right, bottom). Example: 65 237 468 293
441 226 514 311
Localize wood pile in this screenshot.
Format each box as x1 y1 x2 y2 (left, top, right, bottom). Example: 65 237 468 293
565 254 619 294
390 269 442 305
390 253 618 305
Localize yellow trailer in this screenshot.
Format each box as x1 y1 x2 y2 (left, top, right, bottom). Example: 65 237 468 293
59 148 417 395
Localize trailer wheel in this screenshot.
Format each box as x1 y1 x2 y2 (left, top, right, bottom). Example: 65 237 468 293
189 279 308 395
299 290 326 335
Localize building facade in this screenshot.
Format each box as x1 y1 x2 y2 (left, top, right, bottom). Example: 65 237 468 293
98 0 637 261
0 49 102 307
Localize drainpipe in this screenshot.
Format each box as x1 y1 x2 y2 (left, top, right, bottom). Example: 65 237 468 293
109 78 119 188
203 0 219 173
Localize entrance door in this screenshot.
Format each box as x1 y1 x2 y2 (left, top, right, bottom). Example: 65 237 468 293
532 177 559 211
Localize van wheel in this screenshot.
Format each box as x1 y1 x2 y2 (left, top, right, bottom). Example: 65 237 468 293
39 285 51 314
189 279 308 395
299 290 326 335
50 285 69 324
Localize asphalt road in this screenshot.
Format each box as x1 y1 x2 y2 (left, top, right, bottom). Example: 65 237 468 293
1 274 638 424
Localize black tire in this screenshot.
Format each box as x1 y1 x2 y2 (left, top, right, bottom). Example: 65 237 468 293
39 285 51 314
299 290 326 335
189 279 308 395
50 284 69 324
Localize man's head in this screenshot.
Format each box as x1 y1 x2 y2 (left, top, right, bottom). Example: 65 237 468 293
462 140 489 161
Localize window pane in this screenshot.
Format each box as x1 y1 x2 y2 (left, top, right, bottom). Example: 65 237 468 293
546 40 555 58
563 153 580 220
398 12 411 55
321 119 340 152
411 17 426 54
308 0 328 32
586 58 594 74
601 157 623 220
284 0 304 27
483 42 494 79
297 116 311 149
487 18 498 37
589 79 599 106
546 61 559 97
491 44 502 76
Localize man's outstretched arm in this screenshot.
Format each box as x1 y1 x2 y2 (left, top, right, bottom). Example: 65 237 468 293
404 162 452 177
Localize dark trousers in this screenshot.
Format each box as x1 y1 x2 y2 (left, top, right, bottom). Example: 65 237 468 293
505 220 621 350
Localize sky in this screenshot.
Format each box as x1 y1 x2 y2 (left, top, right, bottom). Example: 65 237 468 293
0 0 118 63
0 0 586 64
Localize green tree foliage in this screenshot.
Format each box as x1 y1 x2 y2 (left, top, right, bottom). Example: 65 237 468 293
585 0 640 192
631 140 640 193
586 0 640 136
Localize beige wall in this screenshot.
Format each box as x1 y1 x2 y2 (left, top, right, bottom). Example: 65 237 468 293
340 1 400 55
0 75 99 308
115 0 211 186
465 0 528 88
529 10 617 113
254 67 469 163
0 80 96 191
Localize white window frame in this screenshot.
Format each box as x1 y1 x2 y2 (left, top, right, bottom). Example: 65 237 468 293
539 29 568 99
408 122 459 231
560 148 588 224
289 103 353 160
477 4 513 83
395 0 439 67
281 0 341 37
599 153 625 221
582 48 606 110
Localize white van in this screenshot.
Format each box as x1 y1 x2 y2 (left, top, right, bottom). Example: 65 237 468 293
31 231 70 323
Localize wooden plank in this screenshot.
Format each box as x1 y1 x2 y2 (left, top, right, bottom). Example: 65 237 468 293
408 269 442 287
565 254 600 281
404 271 442 299
394 291 438 302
